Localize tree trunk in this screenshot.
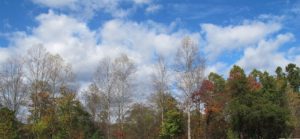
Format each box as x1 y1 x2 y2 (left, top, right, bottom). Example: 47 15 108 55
188 103 191 139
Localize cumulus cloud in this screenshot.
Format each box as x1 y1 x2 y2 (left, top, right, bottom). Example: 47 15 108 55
2 11 198 94
236 33 294 72
201 21 281 60
206 62 228 76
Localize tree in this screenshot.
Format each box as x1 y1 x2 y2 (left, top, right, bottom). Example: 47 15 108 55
93 54 136 139
0 107 19 139
25 45 76 138
152 55 170 125
84 84 102 122
192 73 228 139
285 63 300 93
126 103 159 139
27 85 59 138
228 66 293 138
113 54 136 139
93 57 116 139
55 88 101 139
160 94 183 139
175 37 205 139
47 54 75 97
0 58 28 115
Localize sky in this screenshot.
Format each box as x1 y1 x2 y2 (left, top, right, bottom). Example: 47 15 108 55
0 0 300 94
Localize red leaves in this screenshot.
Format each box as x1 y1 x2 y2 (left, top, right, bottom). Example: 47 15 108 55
192 80 214 103
113 129 125 139
247 76 261 92
192 79 226 115
200 80 214 94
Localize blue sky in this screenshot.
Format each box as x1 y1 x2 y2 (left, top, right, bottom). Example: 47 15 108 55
0 0 300 88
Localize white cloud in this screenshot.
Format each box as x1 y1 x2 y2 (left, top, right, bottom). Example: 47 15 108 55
32 0 76 8
236 33 294 72
99 19 200 63
145 4 162 13
201 21 281 60
2 11 198 92
206 62 227 76
31 0 156 20
133 0 152 4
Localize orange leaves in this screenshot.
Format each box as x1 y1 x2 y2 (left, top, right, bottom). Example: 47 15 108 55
247 76 262 92
205 103 222 114
192 80 214 103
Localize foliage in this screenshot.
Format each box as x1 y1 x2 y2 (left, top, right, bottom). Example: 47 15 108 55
228 66 293 138
160 109 183 138
159 95 183 138
0 108 18 139
126 103 159 139
1 44 300 139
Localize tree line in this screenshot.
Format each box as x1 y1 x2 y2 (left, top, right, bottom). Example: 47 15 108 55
0 37 300 139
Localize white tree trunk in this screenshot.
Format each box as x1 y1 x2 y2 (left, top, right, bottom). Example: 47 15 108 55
188 103 191 139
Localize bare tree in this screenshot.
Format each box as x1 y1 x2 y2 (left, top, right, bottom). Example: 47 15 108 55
175 37 205 139
0 58 28 114
25 45 51 97
48 54 75 97
84 83 102 122
93 54 135 139
151 54 170 124
113 54 136 138
25 45 74 121
93 57 116 139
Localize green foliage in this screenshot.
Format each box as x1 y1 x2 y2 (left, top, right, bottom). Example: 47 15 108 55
228 67 293 138
26 87 102 139
286 63 300 92
208 72 225 93
0 108 18 139
160 109 183 138
159 95 183 138
126 103 159 139
226 129 238 139
54 89 101 139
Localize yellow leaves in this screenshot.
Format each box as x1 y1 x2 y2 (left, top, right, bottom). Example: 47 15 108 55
32 118 48 134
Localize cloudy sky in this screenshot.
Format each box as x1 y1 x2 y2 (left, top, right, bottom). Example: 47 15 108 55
0 0 300 92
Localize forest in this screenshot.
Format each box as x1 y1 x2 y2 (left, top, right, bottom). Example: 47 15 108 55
0 37 300 139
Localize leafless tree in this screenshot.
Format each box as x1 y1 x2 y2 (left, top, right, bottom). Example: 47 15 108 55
93 57 116 139
84 83 102 122
93 54 136 139
113 54 136 138
25 45 75 121
0 58 28 114
48 54 75 97
151 54 170 124
175 37 205 139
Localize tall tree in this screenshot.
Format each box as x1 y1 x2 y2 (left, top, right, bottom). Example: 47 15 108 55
152 55 170 125
47 54 75 97
93 54 136 139
114 54 136 139
192 73 228 139
84 83 102 122
0 58 28 115
159 94 183 139
93 57 116 139
126 103 159 139
285 63 300 93
175 37 205 139
228 66 293 138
